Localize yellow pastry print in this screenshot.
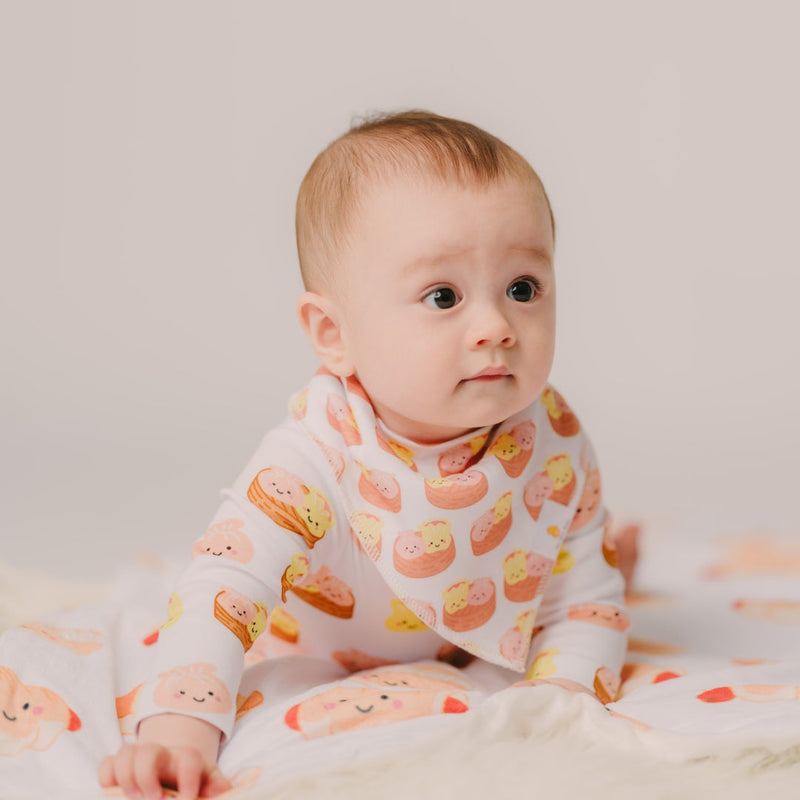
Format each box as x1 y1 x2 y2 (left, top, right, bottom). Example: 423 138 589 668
544 454 573 490
526 647 559 680
302 488 335 543
349 510 383 557
269 607 301 643
553 548 575 573
469 432 489 453
443 580 470 614
488 432 520 462
248 605 269 641
161 592 183 629
502 550 528 586
541 388 562 418
280 553 310 602
387 438 416 470
494 491 513 522
385 598 428 632
419 519 453 554
289 388 309 420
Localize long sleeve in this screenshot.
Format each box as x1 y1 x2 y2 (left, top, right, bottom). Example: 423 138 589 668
131 423 322 738
525 445 628 702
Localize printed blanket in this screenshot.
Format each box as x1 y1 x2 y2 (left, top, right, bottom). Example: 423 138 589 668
1 519 799 799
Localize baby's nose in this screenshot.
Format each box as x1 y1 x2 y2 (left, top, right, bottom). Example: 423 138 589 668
468 305 516 348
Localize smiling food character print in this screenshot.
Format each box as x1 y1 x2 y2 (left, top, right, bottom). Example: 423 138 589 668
153 663 232 715
0 666 82 756
247 465 335 548
191 518 254 563
284 683 468 739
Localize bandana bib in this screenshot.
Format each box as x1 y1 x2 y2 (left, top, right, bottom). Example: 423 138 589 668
290 371 592 672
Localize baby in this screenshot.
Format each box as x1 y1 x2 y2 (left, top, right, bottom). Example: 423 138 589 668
99 110 629 799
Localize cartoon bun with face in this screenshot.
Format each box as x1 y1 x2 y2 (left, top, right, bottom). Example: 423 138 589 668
247 466 335 548
357 463 402 513
470 491 513 555
567 603 630 632
489 421 536 478
384 598 432 632
437 432 489 477
393 520 455 577
284 683 468 740
290 565 355 619
442 577 496 632
0 667 81 756
349 510 383 558
424 470 489 510
502 550 553 602
543 454 576 506
192 518 254 563
541 387 580 437
213 588 268 652
522 472 554 521
499 610 538 664
153 663 232 715
326 393 362 445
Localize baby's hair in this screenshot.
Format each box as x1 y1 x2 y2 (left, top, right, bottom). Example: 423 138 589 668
295 109 554 293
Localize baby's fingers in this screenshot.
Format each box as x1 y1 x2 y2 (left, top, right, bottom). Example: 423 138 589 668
199 765 234 798
172 747 205 800
135 745 175 800
98 743 147 798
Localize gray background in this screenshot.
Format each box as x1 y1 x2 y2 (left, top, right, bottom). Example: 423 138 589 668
2 1 799 576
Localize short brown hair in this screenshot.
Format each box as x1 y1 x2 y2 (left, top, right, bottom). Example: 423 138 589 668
295 110 554 292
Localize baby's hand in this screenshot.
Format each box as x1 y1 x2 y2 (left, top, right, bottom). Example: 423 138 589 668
98 715 231 800
98 742 230 799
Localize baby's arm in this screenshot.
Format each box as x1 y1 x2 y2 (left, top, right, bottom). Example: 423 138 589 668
524 437 628 701
98 714 231 800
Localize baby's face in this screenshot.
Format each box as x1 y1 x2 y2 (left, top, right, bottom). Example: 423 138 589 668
331 174 555 443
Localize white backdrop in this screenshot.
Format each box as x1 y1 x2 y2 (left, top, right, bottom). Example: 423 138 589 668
2 1 799 576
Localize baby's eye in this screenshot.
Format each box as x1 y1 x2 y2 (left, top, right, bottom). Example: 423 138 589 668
507 278 539 303
422 286 460 309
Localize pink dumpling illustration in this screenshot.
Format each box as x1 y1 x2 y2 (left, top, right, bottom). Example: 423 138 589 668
153 663 233 714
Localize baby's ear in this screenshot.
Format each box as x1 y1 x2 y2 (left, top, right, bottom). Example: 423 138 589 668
296 292 354 377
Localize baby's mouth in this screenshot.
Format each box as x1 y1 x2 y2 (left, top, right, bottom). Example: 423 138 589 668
463 366 513 383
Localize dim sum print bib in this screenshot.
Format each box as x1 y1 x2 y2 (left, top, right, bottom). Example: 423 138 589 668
290 370 593 672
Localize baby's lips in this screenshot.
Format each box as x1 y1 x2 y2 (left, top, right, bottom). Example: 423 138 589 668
697 686 735 703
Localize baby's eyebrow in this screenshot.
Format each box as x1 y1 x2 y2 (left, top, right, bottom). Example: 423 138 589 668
508 245 553 266
402 244 552 276
402 247 471 275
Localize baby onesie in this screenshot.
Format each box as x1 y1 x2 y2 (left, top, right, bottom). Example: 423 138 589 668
133 371 628 737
